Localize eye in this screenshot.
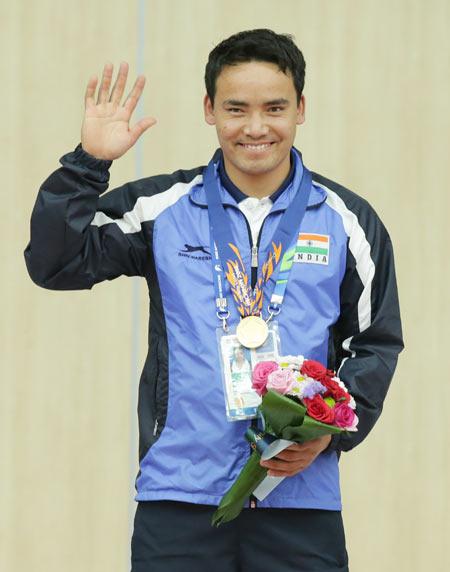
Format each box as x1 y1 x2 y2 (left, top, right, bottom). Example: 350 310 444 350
268 106 284 113
227 107 243 114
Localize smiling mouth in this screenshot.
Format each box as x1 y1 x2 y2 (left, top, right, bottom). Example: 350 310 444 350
238 142 275 151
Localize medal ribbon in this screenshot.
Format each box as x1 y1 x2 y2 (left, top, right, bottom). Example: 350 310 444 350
205 150 312 323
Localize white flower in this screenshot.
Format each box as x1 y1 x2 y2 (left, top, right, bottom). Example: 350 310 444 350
332 376 347 389
288 380 303 395
279 355 304 369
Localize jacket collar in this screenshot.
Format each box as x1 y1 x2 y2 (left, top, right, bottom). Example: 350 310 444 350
190 147 326 211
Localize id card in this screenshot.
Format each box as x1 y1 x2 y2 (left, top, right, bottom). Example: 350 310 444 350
217 322 280 421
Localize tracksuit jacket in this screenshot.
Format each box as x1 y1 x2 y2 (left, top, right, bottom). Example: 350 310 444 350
24 144 404 510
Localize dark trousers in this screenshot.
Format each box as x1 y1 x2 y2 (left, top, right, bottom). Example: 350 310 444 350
131 501 349 572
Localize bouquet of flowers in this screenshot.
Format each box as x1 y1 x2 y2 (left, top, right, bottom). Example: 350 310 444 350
211 355 358 527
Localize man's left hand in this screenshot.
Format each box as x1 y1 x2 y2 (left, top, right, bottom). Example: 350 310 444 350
259 434 332 477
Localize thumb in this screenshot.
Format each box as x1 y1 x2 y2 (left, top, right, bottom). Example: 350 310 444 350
129 116 157 144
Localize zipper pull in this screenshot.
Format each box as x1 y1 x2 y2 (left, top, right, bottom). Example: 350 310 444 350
153 419 159 436
251 245 258 268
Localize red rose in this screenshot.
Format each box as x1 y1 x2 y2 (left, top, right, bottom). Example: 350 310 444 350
320 378 350 403
303 395 335 424
321 376 340 391
300 359 328 381
330 386 351 403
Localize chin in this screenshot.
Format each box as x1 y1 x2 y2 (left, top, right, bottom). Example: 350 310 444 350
238 158 282 176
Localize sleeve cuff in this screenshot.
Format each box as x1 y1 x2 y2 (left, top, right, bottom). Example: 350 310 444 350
324 433 342 454
72 143 113 171
59 143 113 186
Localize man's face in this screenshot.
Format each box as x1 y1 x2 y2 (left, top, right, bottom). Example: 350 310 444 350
204 61 305 185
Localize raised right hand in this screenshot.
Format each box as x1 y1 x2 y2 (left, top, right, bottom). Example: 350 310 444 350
81 61 156 161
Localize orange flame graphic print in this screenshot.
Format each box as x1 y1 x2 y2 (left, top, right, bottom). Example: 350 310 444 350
225 242 282 317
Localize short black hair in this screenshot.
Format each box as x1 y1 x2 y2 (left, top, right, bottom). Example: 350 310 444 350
205 29 306 106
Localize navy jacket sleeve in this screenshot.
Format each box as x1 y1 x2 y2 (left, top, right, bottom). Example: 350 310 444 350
321 177 404 454
24 144 152 290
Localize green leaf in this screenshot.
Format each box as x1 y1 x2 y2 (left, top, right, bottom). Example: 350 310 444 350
260 390 306 434
283 413 343 442
262 391 342 442
211 451 267 527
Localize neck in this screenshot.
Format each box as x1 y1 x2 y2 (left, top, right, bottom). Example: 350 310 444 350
223 155 291 199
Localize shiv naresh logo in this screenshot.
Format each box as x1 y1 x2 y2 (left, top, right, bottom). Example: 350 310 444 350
178 244 211 261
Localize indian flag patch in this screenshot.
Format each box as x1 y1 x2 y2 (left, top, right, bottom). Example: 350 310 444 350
294 233 330 265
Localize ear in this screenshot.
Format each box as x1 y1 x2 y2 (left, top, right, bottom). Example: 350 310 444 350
296 95 306 125
203 94 216 125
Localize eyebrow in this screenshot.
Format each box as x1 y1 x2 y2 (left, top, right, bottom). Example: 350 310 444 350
222 98 290 107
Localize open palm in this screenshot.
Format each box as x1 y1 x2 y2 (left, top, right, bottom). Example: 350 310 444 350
81 61 156 161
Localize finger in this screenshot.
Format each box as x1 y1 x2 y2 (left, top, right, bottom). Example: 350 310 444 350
97 62 114 104
267 462 308 477
84 75 98 109
273 449 305 461
260 457 297 471
123 75 146 114
129 116 157 144
285 442 307 452
109 61 129 105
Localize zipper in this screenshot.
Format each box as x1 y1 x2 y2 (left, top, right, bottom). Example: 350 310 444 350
241 213 269 289
153 338 161 438
251 245 258 268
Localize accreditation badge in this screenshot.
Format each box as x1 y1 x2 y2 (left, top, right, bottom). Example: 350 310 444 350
217 322 280 422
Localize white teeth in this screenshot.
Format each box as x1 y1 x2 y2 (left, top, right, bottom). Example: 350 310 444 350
242 143 272 150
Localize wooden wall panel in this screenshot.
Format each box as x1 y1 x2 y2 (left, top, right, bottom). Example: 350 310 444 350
1 2 140 571
2 0 448 570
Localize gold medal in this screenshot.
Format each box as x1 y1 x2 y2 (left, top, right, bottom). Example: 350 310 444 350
236 316 269 349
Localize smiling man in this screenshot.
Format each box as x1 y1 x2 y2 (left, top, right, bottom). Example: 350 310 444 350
25 29 403 572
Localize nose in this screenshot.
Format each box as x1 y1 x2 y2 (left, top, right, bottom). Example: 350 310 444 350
243 112 269 138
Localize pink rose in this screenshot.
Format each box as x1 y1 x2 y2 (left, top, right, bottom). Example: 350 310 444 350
252 361 279 396
334 403 357 429
266 368 296 395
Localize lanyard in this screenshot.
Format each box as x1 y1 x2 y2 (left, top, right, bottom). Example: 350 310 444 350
205 150 312 329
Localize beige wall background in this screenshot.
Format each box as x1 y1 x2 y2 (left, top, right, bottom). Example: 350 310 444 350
2 0 449 570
